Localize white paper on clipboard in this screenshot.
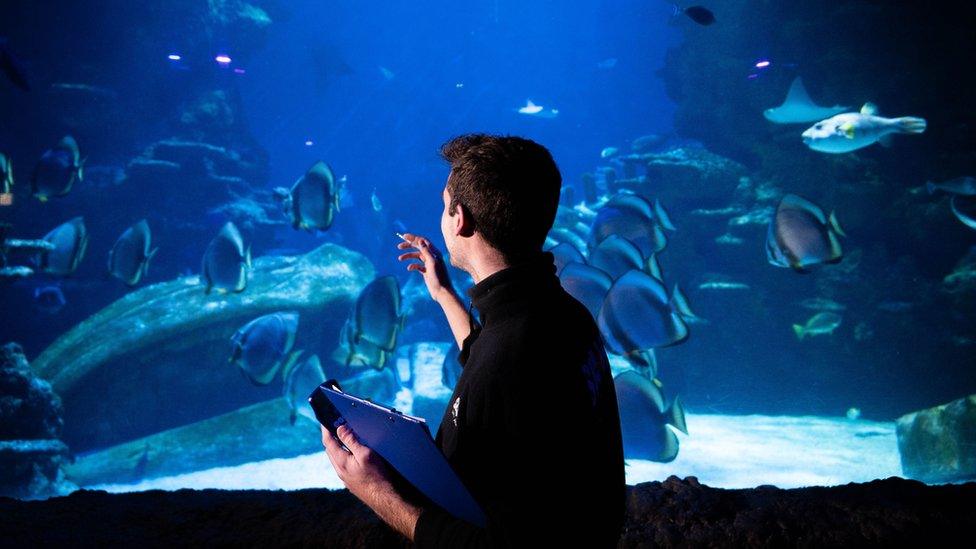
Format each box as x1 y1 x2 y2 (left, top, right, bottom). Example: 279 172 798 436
313 385 487 528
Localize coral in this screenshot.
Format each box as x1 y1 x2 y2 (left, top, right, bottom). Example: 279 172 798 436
0 343 76 499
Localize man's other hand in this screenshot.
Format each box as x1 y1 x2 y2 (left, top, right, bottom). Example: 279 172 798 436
322 424 397 502
321 424 423 541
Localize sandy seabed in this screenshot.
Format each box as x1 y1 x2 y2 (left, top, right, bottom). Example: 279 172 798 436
86 412 901 493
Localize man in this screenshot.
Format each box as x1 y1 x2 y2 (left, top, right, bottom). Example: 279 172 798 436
322 134 625 547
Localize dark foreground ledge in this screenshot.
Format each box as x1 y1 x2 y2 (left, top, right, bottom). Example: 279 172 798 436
1 476 973 547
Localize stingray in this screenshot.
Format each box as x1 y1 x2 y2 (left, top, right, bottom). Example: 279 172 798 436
763 77 848 124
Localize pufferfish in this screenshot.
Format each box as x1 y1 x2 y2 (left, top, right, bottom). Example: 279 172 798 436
801 103 926 154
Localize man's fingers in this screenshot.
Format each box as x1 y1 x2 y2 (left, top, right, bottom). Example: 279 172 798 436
337 425 365 454
398 252 421 262
321 425 350 467
406 263 427 273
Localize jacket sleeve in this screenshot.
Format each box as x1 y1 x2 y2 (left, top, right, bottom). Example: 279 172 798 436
413 503 493 549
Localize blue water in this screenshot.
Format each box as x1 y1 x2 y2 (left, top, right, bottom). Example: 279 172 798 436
0 0 973 498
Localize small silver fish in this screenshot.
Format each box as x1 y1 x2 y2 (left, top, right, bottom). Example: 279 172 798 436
371 188 382 212
926 176 976 197
793 312 842 340
698 281 749 291
798 297 846 312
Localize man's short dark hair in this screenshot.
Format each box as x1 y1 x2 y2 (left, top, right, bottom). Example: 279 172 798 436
440 133 562 262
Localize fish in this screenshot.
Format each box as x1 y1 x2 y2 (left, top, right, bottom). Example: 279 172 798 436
645 252 663 282
1 152 12 194
31 136 85 201
274 161 341 232
600 147 619 158
335 317 392 370
950 195 976 230
36 217 88 276
697 281 749 291
614 370 687 462
0 37 30 91
558 261 614 320
846 407 861 420
283 353 327 425
653 199 676 231
0 266 33 278
670 284 705 324
801 103 926 154
877 301 913 313
597 58 618 69
352 276 406 353
378 66 395 81
517 99 559 119
50 82 118 99
371 188 382 212
33 285 66 314
715 233 744 245
691 206 745 217
676 5 715 26
766 194 845 272
230 311 301 386
598 269 689 354
589 235 645 280
793 312 842 340
926 176 976 196
798 297 846 312
590 193 667 257
631 134 665 153
763 77 848 124
549 227 589 254
441 343 462 390
309 42 354 91
201 221 250 294
547 241 585 276
728 206 773 226
107 220 158 286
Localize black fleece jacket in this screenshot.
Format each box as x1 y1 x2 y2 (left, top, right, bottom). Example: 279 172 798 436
413 251 625 548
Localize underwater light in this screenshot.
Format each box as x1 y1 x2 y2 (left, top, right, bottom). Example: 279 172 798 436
755 60 771 69
215 55 232 65
304 139 314 146
167 54 182 61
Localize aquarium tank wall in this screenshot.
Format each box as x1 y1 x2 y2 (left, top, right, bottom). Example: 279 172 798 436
1 0 974 501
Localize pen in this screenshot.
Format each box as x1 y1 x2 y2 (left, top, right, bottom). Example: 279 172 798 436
395 232 409 241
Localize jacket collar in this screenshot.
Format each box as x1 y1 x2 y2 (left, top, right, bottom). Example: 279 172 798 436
466 251 559 325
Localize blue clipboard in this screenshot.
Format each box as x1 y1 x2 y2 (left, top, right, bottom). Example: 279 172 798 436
309 380 487 528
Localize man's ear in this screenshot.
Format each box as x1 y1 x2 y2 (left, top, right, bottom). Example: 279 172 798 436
456 203 476 237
